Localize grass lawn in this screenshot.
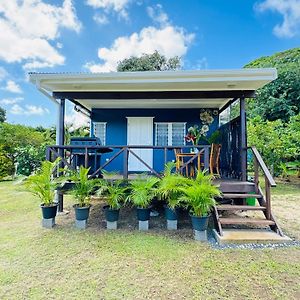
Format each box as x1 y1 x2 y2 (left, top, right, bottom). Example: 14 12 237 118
0 180 300 299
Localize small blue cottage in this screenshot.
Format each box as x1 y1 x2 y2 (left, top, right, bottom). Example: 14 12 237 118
29 69 288 240
29 68 277 177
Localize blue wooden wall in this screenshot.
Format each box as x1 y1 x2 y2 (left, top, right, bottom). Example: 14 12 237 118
91 108 219 173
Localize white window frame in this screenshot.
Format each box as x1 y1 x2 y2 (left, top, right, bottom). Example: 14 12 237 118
93 122 107 145
155 122 186 146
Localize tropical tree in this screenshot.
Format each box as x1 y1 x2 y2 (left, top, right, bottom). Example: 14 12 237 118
0 107 6 123
245 47 300 122
117 51 181 72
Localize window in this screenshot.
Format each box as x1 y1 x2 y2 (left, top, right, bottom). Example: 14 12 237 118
93 122 107 145
155 122 186 146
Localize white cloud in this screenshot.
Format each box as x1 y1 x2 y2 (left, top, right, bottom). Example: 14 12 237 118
86 0 131 21
0 97 23 105
0 0 81 69
85 5 195 73
3 80 22 94
255 0 300 38
93 13 109 24
147 4 169 27
10 104 49 116
0 67 8 81
65 110 90 128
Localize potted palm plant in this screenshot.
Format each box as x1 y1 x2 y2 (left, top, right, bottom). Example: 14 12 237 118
180 170 221 240
156 162 188 229
24 159 61 228
68 166 100 229
97 178 127 229
127 176 159 230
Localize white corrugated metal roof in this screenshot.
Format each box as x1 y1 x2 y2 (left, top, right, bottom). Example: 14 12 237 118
29 68 277 109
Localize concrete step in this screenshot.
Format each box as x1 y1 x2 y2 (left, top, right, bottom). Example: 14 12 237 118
213 229 291 245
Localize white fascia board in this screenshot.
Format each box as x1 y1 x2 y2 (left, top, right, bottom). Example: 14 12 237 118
28 68 277 93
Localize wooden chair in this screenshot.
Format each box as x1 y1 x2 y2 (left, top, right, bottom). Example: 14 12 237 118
174 148 184 173
174 148 195 177
209 144 221 176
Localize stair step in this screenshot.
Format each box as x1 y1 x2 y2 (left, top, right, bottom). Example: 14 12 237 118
217 205 266 211
222 193 262 199
219 181 256 193
219 218 275 226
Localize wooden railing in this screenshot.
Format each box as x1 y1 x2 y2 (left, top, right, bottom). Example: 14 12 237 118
248 146 276 220
46 145 211 179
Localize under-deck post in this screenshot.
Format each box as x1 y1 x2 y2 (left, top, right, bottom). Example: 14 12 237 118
57 99 65 212
240 97 247 181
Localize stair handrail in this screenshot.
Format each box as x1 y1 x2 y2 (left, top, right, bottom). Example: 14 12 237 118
248 146 276 220
248 146 276 187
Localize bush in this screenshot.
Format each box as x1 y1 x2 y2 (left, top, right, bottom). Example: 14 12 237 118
248 114 300 175
16 145 46 176
0 154 14 180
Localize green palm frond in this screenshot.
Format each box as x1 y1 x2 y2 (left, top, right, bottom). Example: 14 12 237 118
127 176 160 208
155 162 189 209
24 158 61 205
69 166 102 207
179 172 221 217
96 179 127 209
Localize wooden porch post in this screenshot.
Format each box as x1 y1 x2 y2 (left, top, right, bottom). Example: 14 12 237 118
240 97 247 181
57 99 65 212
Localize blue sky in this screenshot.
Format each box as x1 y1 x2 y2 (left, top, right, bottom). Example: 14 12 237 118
0 0 299 128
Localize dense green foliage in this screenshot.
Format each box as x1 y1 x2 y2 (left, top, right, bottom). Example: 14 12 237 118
245 47 300 122
0 123 47 177
117 51 181 72
0 107 6 122
248 115 300 175
0 153 14 179
15 145 46 176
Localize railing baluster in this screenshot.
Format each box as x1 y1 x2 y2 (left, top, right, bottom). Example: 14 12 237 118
204 147 209 170
253 156 259 194
164 147 167 166
123 147 128 179
265 176 271 219
84 147 88 168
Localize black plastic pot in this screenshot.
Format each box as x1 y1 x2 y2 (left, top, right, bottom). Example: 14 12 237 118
190 215 209 231
74 204 91 221
164 206 177 220
136 207 150 221
41 203 58 219
103 205 120 222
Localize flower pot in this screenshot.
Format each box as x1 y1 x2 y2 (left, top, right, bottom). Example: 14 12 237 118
41 203 58 219
164 206 177 221
73 204 91 221
103 205 120 222
136 207 150 221
190 215 209 231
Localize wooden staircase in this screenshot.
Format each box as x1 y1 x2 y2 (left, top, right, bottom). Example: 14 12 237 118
212 147 286 240
213 180 284 238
